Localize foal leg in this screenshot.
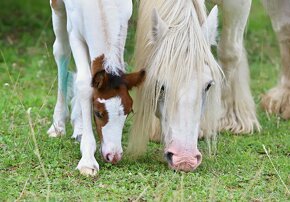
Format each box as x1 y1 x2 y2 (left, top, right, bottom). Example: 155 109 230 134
47 0 72 137
261 0 290 119
217 0 260 134
64 73 83 142
71 80 83 142
71 101 83 142
69 35 99 176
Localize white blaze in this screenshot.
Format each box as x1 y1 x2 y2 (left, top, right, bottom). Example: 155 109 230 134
98 97 127 155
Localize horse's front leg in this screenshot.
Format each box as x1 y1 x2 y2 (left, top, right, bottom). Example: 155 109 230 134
69 35 99 176
261 0 290 119
217 0 260 134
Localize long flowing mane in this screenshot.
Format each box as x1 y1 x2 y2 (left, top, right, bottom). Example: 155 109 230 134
128 0 222 156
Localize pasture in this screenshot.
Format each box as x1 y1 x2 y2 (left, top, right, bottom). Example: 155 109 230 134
0 0 289 201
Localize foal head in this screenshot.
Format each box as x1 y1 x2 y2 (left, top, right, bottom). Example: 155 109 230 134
91 55 145 164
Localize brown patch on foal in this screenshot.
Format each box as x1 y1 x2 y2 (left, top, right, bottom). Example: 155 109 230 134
91 54 146 141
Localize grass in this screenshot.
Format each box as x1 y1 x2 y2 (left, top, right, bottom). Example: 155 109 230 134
0 0 289 201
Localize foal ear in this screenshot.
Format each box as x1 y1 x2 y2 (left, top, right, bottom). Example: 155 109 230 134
202 5 218 46
152 8 169 42
124 69 146 90
91 54 107 89
92 70 108 89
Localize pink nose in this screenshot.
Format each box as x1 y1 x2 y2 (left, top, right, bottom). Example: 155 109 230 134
165 150 202 172
104 153 122 164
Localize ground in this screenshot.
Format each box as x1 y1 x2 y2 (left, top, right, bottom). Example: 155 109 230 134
0 0 289 201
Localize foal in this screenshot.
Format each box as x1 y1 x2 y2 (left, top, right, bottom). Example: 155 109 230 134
47 0 145 176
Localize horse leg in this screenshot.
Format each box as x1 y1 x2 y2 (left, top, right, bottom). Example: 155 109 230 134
261 0 290 119
71 83 83 142
69 35 99 176
47 0 72 137
217 0 260 134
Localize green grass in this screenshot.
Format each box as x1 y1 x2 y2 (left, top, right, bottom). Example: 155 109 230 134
0 0 289 201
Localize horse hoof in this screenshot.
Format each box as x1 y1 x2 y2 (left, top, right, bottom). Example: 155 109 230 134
77 156 99 176
79 167 98 176
47 124 65 137
76 134 82 142
71 133 82 142
261 86 290 119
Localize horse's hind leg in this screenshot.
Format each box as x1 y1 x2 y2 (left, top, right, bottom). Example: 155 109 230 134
261 0 290 119
217 0 260 134
47 0 72 137
71 93 83 142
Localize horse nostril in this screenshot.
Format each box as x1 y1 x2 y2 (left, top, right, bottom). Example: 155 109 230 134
195 153 202 164
106 153 111 162
165 152 174 164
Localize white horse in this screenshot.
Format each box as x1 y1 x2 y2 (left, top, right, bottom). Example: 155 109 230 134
47 0 145 176
128 0 290 172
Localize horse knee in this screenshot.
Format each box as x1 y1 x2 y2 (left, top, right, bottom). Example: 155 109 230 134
75 77 93 100
53 39 70 58
53 40 63 59
218 43 243 69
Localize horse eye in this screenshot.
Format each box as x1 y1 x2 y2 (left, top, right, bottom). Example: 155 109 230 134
205 80 214 92
94 111 103 119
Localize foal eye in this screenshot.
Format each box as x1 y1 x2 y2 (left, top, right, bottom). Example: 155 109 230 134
94 111 103 119
205 80 215 92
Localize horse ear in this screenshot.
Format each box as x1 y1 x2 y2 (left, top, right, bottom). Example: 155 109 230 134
202 5 218 46
92 70 108 89
91 54 107 89
124 69 146 90
152 8 169 42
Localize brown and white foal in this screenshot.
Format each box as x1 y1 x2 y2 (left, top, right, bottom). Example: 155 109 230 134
91 55 145 165
47 0 144 176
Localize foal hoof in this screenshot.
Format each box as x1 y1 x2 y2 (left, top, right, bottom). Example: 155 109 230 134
47 124 65 137
76 135 82 143
71 127 83 142
77 157 99 177
71 133 82 143
79 167 98 177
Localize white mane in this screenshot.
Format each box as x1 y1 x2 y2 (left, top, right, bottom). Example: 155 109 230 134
128 0 223 156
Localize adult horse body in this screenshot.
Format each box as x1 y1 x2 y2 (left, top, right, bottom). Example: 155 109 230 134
129 0 290 172
48 0 144 176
